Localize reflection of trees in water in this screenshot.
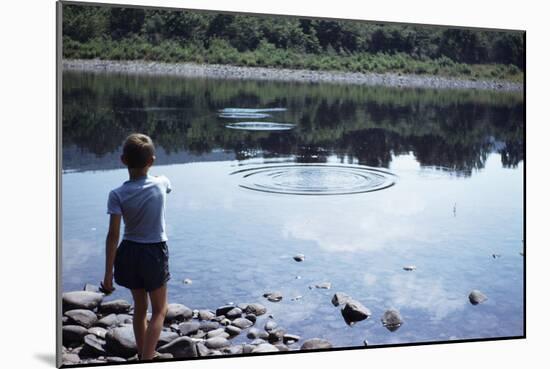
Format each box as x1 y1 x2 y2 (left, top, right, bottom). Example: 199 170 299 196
63 71 524 174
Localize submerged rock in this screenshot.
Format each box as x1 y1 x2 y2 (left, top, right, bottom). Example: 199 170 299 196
315 282 332 289
381 309 404 332
264 320 278 332
403 265 416 271
105 325 137 358
63 291 103 311
469 290 488 305
341 300 371 325
165 304 193 322
331 292 351 307
263 292 283 302
300 338 332 350
65 309 98 328
99 299 131 315
293 254 305 262
157 336 198 358
283 334 300 344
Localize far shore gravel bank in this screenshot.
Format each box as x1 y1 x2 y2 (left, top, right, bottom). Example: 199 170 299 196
63 59 523 92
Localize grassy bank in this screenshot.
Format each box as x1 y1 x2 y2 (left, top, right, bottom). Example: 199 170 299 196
63 37 524 83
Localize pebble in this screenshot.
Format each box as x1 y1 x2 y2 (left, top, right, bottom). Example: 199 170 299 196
381 309 404 332
263 292 283 302
183 278 193 284
252 343 279 353
205 336 230 349
293 254 305 262
403 265 416 271
198 310 215 321
341 299 372 325
469 290 488 305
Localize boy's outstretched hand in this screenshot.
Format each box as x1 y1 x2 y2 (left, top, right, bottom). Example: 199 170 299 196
100 274 115 295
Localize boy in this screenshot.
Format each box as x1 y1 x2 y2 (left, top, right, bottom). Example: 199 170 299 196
101 133 172 361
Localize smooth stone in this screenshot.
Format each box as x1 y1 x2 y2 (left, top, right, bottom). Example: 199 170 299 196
283 334 301 344
83 283 100 293
275 343 289 351
381 309 404 332
226 307 243 320
469 290 488 305
205 336 230 349
315 282 331 289
403 265 417 271
82 334 106 356
99 299 131 315
116 314 133 324
105 325 137 358
247 327 261 339
215 305 235 316
206 328 229 339
225 325 242 336
178 321 201 336
199 321 219 332
264 320 278 332
62 353 80 364
63 325 88 347
65 309 98 328
267 328 286 343
243 344 255 354
293 254 305 262
198 309 215 321
252 343 279 353
157 331 180 347
191 331 207 339
157 336 198 358
63 291 104 311
196 342 210 357
331 292 351 307
245 314 257 323
207 350 222 356
106 357 127 363
263 292 283 302
237 303 249 311
224 345 244 355
88 326 107 339
492 254 501 259
364 339 369 346
244 303 267 316
250 338 267 345
165 304 193 322
341 299 372 325
301 338 333 350
232 317 254 329
96 313 118 328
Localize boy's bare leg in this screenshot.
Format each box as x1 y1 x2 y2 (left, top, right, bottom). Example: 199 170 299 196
130 288 149 359
141 284 168 360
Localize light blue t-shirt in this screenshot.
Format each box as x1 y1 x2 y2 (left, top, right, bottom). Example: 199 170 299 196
107 174 172 243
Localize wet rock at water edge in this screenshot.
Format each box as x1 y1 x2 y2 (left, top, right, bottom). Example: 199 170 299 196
263 292 283 302
224 345 244 355
232 317 254 329
65 309 98 328
196 342 210 357
492 254 502 259
275 344 289 351
283 334 300 344
341 300 372 325
63 325 89 347
206 328 230 339
198 309 215 321
300 338 333 350
381 309 404 332
252 343 279 353
88 326 107 339
403 265 416 271
331 292 351 307
216 305 235 316
158 336 198 358
247 327 262 339
105 325 138 358
267 328 286 343
63 291 104 311
199 320 220 332
165 303 193 322
363 339 369 346
264 320 278 332
225 325 242 336
244 303 267 316
290 295 303 301
99 299 131 315
226 307 243 320
205 336 230 349
315 282 332 289
245 313 257 323
293 254 305 262
183 278 193 285
469 290 488 305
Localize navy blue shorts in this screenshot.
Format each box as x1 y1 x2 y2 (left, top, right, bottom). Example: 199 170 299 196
114 239 170 292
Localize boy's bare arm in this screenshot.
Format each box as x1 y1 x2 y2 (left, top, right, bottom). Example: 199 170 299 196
102 214 121 293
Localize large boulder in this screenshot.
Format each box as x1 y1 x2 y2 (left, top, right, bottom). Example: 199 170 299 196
96 313 118 328
99 299 132 315
165 304 193 323
157 336 198 358
300 338 332 350
341 299 371 325
63 291 103 311
64 309 98 328
178 321 201 336
105 325 137 358
62 325 88 347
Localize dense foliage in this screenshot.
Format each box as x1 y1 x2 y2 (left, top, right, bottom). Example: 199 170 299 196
62 4 525 80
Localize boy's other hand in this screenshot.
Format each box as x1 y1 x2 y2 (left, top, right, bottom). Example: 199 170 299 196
100 275 115 295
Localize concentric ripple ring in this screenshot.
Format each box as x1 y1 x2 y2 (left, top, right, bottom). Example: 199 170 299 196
230 164 397 195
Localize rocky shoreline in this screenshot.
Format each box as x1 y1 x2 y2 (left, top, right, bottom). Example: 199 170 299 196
62 59 523 92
